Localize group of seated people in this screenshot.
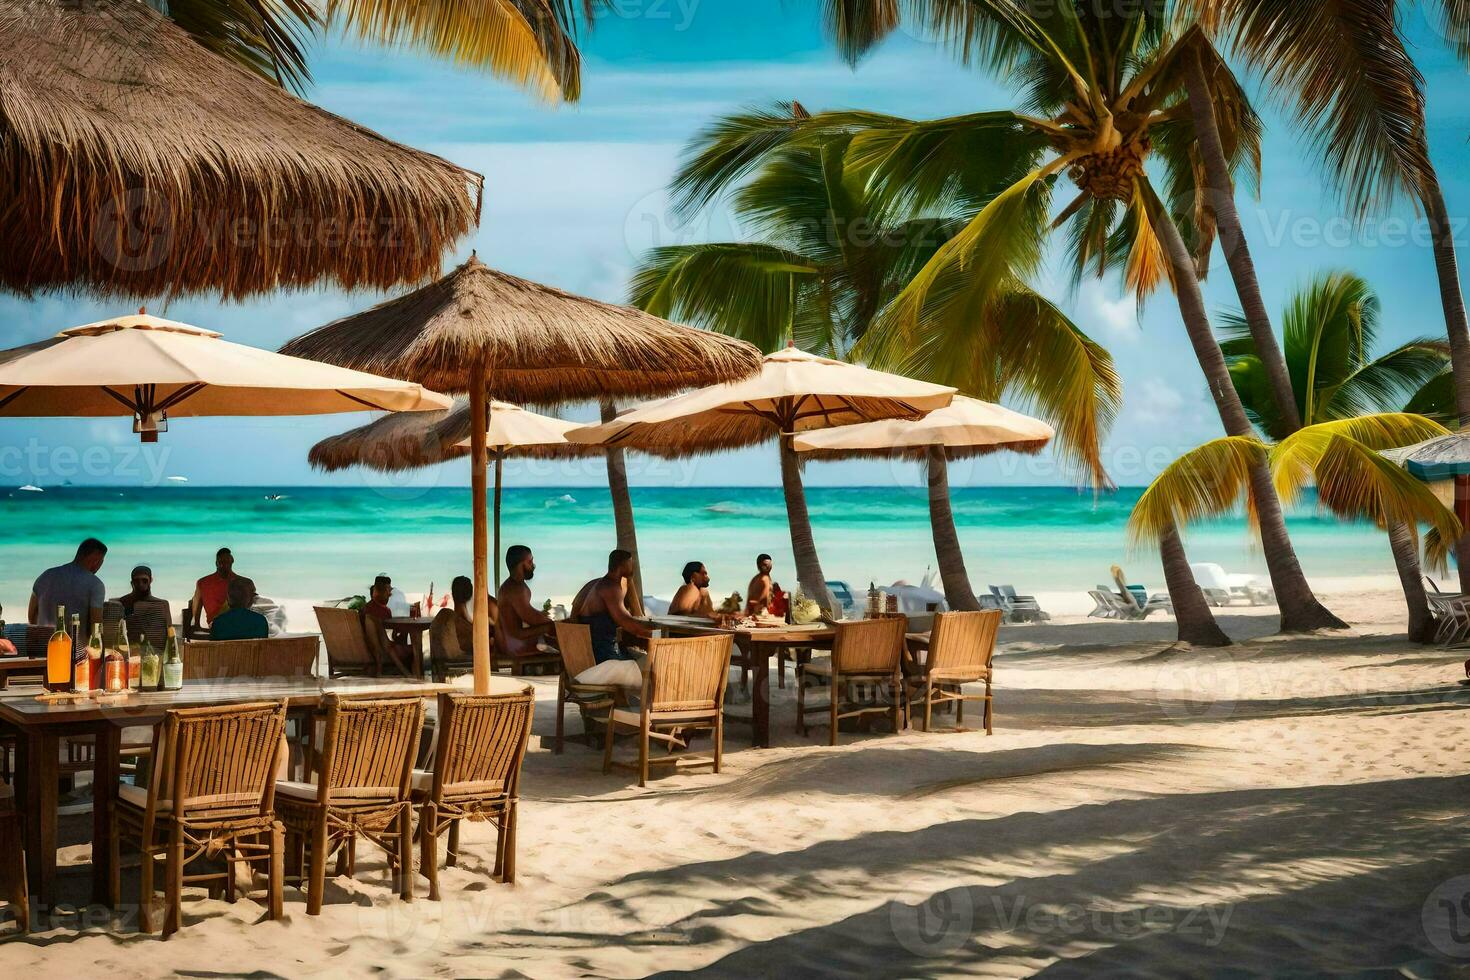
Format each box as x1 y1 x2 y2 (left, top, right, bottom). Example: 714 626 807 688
1 539 270 656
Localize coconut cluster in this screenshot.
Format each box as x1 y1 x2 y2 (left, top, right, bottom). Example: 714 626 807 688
1067 137 1152 201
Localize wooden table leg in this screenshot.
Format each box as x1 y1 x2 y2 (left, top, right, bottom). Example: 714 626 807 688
19 729 58 908
750 641 770 749
92 722 119 905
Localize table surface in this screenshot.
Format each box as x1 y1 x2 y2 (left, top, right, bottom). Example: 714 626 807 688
383 616 433 629
646 615 835 641
0 656 45 672
0 675 519 726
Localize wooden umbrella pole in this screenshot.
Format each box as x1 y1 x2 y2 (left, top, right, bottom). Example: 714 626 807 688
469 362 491 694
493 452 503 595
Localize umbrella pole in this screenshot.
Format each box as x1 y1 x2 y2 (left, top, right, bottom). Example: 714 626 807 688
494 452 503 594
470 364 491 694
1458 475 1470 594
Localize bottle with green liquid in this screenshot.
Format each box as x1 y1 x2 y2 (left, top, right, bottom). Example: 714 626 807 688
140 633 162 691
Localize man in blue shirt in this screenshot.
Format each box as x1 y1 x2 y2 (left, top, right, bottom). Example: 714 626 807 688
29 538 107 635
210 577 269 641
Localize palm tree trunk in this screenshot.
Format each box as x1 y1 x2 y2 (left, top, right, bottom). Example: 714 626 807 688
1159 522 1230 647
1422 179 1470 593
778 434 836 614
1388 520 1435 643
925 445 981 611
1183 49 1302 434
1143 181 1346 632
601 400 644 616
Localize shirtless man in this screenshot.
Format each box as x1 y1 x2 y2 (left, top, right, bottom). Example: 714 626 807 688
571 549 653 663
669 561 719 619
746 553 774 616
496 545 554 658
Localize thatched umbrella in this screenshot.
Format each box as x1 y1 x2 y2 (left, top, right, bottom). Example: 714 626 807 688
310 399 605 587
280 254 762 691
0 310 450 439
1384 433 1470 592
568 346 956 613
791 396 1053 611
0 0 481 299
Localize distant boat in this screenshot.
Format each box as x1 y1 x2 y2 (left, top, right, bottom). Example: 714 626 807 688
165 475 188 483
264 493 287 501
544 493 576 507
17 484 42 493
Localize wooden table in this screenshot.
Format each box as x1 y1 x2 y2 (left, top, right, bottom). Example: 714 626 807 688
644 616 836 748
0 675 478 909
0 656 44 690
383 616 433 675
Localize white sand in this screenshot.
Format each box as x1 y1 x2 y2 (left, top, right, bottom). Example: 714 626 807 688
6 582 1470 975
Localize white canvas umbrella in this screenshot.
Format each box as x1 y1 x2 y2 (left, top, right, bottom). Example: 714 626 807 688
0 311 450 439
793 396 1053 610
569 346 956 611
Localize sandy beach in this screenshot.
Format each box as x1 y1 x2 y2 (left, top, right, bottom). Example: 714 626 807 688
5 582 1468 976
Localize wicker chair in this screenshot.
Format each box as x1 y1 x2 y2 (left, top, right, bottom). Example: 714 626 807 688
182 635 320 680
797 616 907 745
414 690 534 900
0 785 27 935
602 633 732 787
314 606 379 677
427 611 475 684
276 694 424 914
110 700 288 937
904 610 999 733
552 622 618 754
105 598 172 650
493 618 561 677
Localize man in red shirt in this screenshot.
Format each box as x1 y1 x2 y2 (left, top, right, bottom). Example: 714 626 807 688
362 575 394 622
190 547 237 635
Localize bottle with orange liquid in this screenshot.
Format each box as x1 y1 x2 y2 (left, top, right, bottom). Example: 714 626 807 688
45 604 72 692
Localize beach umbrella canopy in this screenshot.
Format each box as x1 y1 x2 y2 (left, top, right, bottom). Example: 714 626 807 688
310 399 595 584
0 311 450 439
0 0 481 300
569 346 956 611
281 254 762 691
792 396 1053 611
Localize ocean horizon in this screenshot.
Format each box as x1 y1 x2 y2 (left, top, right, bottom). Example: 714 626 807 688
0 484 1400 617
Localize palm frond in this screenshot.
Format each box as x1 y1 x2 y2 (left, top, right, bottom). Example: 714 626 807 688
153 0 319 91
1325 340 1453 422
1403 368 1458 426
1127 436 1267 546
1271 412 1452 506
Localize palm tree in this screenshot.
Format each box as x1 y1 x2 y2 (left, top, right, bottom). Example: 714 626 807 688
670 5 1341 629
632 130 1120 610
1131 414 1459 640
1221 270 1452 638
1187 0 1470 588
155 0 584 99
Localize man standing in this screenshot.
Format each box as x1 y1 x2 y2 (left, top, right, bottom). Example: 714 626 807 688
746 553 774 616
670 561 720 619
191 547 238 633
497 545 555 659
29 537 107 634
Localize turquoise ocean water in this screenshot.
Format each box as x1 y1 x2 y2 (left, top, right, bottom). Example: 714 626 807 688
0 485 1395 614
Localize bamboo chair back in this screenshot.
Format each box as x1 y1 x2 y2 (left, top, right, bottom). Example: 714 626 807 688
151 700 287 818
554 622 597 678
127 599 172 649
429 691 535 800
832 616 907 674
311 695 423 804
314 606 378 676
926 610 1001 679
645 633 732 713
182 635 319 680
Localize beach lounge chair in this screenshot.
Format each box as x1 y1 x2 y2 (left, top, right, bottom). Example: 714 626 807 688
414 690 534 898
110 700 288 936
314 606 380 677
1087 590 1117 619
0 785 27 935
904 610 1000 734
603 633 732 786
1424 579 1470 645
797 616 907 745
988 585 1048 623
181 635 319 680
277 694 424 914
552 622 618 754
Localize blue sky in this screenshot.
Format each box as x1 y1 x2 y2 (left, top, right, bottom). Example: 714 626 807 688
3 3 1468 490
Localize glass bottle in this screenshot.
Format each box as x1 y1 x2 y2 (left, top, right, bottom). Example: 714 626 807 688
45 604 71 692
162 626 183 691
114 622 131 692
140 633 162 691
82 622 103 692
131 635 150 690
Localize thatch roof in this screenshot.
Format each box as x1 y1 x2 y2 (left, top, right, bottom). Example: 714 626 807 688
279 255 763 401
309 399 593 472
0 0 481 299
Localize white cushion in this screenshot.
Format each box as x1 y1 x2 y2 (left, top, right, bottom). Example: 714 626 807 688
118 782 171 812
411 769 431 793
576 660 643 689
611 707 715 726
274 779 319 801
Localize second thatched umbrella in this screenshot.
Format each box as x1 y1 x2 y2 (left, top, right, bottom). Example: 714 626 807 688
281 254 762 691
792 396 1053 611
568 346 956 613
